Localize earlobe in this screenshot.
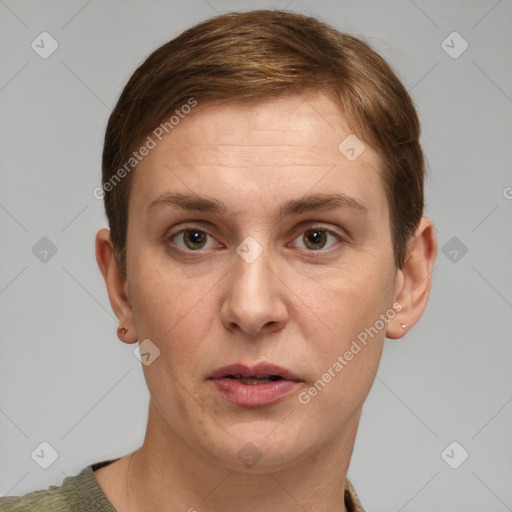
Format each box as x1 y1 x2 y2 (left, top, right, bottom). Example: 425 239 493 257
386 216 438 340
95 228 138 344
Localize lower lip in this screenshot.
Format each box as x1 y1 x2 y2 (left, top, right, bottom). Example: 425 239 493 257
211 378 302 407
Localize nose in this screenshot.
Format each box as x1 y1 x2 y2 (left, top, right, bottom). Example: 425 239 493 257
220 242 289 337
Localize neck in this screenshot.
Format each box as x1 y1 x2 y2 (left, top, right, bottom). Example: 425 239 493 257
127 400 360 512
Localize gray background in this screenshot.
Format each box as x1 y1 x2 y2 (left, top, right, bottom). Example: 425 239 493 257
1 0 511 510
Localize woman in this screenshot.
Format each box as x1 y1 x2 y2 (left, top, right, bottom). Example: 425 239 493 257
0 9 437 512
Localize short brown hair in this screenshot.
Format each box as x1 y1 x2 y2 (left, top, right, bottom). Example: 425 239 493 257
102 9 425 280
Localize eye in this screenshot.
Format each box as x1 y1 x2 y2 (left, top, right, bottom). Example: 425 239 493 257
168 228 218 251
166 225 343 254
294 227 342 251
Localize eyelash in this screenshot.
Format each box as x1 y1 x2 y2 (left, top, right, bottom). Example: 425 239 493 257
165 224 345 255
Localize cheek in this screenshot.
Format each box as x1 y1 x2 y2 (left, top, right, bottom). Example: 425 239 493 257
295 260 393 405
297 257 392 334
129 268 220 421
128 260 220 364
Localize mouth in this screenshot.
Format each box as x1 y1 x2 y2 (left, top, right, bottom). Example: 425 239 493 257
223 375 283 385
208 363 303 407
208 363 302 383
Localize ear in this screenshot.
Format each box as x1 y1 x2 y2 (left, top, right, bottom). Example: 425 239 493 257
95 228 138 344
386 216 438 339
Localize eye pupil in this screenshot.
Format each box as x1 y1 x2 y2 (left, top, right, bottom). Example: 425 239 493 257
184 230 206 249
304 229 327 250
174 227 336 252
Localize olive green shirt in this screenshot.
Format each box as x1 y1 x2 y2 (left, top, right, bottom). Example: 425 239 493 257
0 459 365 511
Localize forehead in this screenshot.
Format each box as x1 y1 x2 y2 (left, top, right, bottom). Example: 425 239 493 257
163 93 359 163
130 92 387 220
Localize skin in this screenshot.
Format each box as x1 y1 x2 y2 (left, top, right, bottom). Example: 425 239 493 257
95 92 437 512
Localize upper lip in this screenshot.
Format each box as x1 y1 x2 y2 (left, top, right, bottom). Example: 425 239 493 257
209 363 302 382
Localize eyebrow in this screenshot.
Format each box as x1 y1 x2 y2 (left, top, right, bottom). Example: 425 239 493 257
147 192 368 217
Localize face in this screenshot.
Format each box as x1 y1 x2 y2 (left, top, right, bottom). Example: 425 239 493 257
122 92 401 471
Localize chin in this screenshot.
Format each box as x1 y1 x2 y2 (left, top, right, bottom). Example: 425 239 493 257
206 424 314 474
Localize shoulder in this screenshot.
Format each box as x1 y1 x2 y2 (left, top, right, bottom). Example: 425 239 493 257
0 486 70 512
0 462 117 512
